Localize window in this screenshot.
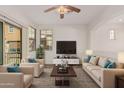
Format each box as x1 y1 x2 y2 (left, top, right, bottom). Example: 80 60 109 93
4 23 22 65
28 27 36 52
109 30 116 40
8 25 14 33
40 29 53 50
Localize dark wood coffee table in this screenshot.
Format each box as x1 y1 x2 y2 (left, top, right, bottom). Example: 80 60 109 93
50 66 77 86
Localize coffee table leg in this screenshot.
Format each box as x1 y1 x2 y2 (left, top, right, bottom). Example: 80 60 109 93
55 77 62 86
55 77 70 86
63 77 70 86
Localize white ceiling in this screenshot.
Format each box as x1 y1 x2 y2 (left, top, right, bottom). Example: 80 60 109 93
0 5 108 25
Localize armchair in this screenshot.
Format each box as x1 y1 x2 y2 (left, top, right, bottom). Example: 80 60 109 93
0 66 34 88
20 58 44 77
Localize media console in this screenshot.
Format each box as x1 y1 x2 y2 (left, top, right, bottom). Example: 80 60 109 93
53 57 80 65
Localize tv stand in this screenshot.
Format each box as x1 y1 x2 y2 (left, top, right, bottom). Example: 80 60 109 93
53 56 80 64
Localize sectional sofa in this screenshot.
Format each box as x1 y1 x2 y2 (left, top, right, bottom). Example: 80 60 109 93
82 56 124 88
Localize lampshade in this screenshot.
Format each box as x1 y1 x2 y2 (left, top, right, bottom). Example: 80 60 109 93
118 52 124 63
85 50 93 55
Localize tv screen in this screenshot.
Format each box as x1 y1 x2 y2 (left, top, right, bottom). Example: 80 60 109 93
56 41 76 54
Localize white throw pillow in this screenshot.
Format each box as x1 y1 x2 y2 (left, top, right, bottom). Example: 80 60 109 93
98 57 108 67
89 56 99 65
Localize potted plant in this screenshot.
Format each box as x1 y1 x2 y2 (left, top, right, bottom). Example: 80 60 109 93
36 46 44 59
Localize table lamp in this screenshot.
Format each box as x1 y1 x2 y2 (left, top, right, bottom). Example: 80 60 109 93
85 50 93 56
118 52 124 63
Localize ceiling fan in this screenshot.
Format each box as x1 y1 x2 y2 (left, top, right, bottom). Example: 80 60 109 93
44 5 81 19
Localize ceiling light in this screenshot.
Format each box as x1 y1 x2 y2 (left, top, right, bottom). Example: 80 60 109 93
44 5 80 19
57 6 72 14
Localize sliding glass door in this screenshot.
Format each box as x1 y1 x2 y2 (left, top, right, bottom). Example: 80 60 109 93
3 23 22 65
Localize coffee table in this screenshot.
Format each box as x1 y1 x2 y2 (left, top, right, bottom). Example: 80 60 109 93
50 66 77 86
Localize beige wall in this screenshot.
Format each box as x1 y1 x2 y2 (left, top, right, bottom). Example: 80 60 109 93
4 23 21 41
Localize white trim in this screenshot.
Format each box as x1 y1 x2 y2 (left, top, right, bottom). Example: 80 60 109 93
0 11 28 29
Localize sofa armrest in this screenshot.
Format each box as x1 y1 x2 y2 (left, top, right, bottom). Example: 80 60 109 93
20 63 40 71
36 59 45 65
81 61 85 67
0 73 24 88
20 66 34 75
101 68 124 88
20 63 40 67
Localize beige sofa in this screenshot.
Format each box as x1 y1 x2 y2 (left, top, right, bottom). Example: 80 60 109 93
20 59 44 77
82 56 124 88
0 66 34 88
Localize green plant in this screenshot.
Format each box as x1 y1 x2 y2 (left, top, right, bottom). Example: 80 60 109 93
36 46 44 59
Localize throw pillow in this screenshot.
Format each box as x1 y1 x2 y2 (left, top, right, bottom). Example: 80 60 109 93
7 66 20 72
89 56 99 65
98 57 109 67
83 55 91 62
107 60 116 68
104 60 111 68
28 58 36 63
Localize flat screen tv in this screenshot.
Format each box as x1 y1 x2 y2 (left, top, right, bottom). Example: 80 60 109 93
56 41 76 54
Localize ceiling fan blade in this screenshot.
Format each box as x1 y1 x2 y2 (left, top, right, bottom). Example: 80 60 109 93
44 6 59 12
60 14 64 19
64 5 81 13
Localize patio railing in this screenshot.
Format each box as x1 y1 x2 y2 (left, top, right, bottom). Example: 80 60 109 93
4 53 21 65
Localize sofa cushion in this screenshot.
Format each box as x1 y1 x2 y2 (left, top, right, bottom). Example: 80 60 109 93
83 55 91 62
89 56 99 65
23 74 33 86
83 63 92 67
83 63 92 70
91 69 102 81
0 66 7 72
98 57 109 67
86 65 101 72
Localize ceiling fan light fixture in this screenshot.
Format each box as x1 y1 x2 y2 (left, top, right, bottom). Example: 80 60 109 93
57 6 72 14
44 5 81 19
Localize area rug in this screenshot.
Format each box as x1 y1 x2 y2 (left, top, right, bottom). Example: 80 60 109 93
31 66 99 88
